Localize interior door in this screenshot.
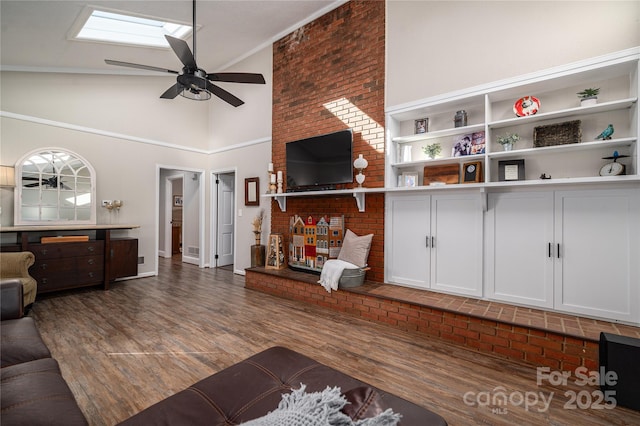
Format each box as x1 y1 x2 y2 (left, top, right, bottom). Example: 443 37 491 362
216 173 235 267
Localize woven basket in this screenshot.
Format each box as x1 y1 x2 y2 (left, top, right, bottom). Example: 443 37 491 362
534 120 582 147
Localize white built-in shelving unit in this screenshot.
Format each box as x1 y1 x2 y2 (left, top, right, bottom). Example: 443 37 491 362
383 48 640 325
385 48 639 190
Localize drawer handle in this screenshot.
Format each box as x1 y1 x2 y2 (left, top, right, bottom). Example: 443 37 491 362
88 258 94 265
88 272 94 278
88 246 95 252
41 278 47 284
41 263 47 270
42 249 47 255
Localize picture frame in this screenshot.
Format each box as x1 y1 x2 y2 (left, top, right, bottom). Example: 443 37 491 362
244 177 260 206
462 161 483 183
402 172 419 187
173 195 183 206
498 159 525 181
452 133 472 156
414 118 428 134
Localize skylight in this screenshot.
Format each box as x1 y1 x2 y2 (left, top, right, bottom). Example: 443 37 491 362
72 8 192 48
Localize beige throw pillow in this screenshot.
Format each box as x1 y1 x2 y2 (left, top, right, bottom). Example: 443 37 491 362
338 229 373 268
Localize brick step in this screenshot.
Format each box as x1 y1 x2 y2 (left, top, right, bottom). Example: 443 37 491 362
246 267 638 372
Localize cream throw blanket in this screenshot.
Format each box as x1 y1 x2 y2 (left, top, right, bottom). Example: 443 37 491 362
241 384 401 426
318 259 359 292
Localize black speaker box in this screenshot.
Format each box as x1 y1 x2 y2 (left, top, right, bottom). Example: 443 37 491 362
599 332 640 411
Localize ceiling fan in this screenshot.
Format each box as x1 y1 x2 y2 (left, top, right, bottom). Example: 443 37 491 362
23 176 70 189
104 0 265 106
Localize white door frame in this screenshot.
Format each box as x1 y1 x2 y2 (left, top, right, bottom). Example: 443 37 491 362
155 165 206 275
163 173 183 259
210 167 237 269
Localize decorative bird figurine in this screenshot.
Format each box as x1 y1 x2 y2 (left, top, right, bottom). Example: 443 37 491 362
595 124 614 140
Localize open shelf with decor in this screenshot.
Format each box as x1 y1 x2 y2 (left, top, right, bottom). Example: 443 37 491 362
385 47 639 190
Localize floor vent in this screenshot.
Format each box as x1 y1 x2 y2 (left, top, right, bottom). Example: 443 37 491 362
187 246 199 256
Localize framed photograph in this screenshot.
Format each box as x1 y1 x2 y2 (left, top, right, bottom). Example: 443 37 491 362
402 172 419 187
462 161 483 183
498 159 525 181
414 118 428 134
471 131 486 155
245 177 259 206
173 195 183 206
452 133 472 156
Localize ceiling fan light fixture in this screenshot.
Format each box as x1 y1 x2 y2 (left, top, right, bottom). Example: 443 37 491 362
177 72 211 101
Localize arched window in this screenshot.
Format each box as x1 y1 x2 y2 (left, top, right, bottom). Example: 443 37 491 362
15 148 96 225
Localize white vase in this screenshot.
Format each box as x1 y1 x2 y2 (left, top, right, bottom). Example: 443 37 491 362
503 143 513 151
402 146 412 162
581 97 597 107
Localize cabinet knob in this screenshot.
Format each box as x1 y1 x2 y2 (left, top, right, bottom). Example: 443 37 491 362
88 246 95 252
88 272 94 278
42 249 47 255
88 258 94 265
41 278 47 284
41 263 47 270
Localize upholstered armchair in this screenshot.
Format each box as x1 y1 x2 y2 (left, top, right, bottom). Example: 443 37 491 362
0 252 37 308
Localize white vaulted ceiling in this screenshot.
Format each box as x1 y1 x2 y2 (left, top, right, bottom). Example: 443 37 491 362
0 0 345 75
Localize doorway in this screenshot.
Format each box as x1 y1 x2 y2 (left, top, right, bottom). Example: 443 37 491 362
213 171 235 268
157 166 205 269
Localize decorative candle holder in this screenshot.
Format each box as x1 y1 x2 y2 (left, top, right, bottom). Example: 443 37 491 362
353 154 368 188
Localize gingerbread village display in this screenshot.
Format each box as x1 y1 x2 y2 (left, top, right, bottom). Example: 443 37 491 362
289 215 345 272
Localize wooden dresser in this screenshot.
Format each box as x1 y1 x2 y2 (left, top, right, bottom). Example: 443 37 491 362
0 224 139 294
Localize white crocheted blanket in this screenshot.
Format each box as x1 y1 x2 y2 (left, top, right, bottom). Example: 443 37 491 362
241 384 401 426
318 259 359 293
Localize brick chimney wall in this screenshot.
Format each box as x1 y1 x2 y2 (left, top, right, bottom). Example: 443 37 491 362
271 1 385 282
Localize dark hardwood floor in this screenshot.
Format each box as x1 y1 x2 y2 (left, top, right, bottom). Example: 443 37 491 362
30 257 640 425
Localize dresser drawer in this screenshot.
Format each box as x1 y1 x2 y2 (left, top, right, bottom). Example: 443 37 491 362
77 255 104 284
30 241 105 259
31 255 105 292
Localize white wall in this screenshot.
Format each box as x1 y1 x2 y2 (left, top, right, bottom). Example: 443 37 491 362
1 71 211 277
386 1 640 107
208 46 273 150
2 72 211 150
207 45 273 273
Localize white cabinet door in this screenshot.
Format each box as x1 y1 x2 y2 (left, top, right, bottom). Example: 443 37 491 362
385 193 430 288
386 192 483 296
431 193 483 297
554 189 640 323
485 192 554 308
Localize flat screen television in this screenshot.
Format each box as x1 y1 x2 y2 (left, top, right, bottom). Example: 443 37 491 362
285 129 353 192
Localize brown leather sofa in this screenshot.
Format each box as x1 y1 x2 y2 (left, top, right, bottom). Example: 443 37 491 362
120 345 448 425
0 279 87 425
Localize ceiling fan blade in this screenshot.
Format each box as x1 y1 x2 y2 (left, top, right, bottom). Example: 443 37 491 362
206 81 244 107
207 73 266 84
165 35 197 69
105 59 179 74
160 83 183 99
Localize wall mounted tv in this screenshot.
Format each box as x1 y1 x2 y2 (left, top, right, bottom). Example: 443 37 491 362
286 129 353 192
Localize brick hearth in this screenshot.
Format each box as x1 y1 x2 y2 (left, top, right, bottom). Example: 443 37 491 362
246 268 640 372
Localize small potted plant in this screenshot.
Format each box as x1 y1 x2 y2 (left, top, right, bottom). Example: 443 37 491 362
577 88 599 106
422 142 442 159
496 133 520 151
